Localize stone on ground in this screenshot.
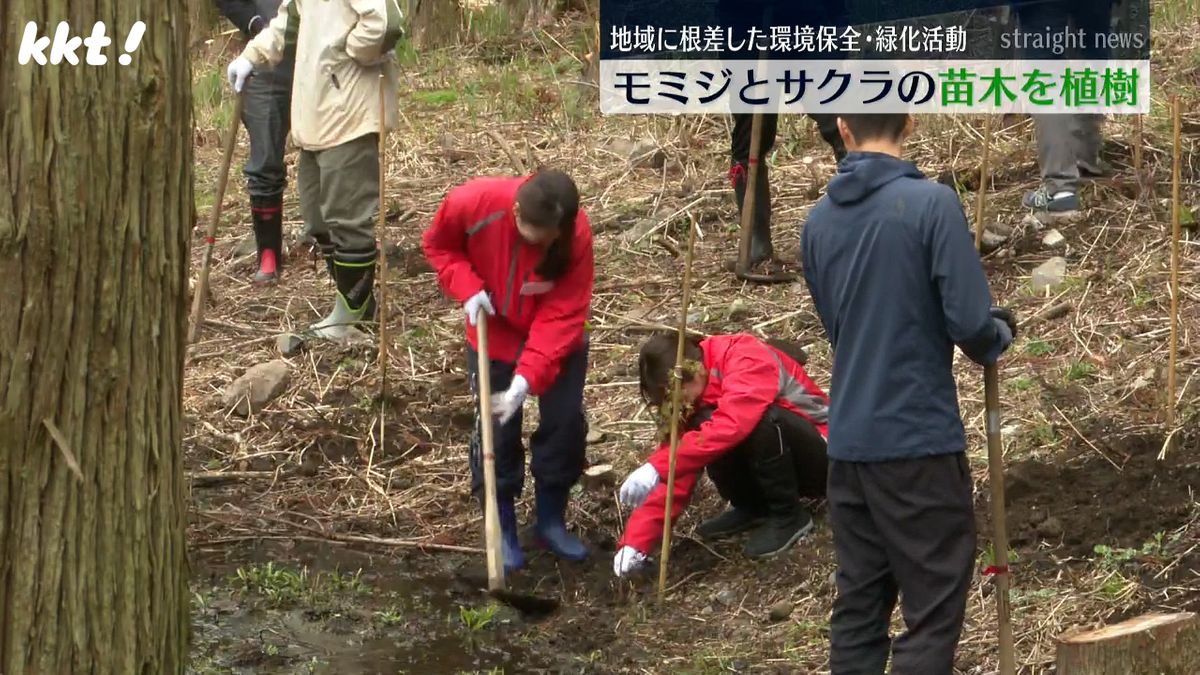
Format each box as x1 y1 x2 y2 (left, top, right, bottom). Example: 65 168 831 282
768 601 794 622
276 332 306 357
1031 257 1068 293
1043 229 1066 248
223 360 291 416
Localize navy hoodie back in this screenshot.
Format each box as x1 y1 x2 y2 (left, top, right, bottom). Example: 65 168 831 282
801 152 1008 463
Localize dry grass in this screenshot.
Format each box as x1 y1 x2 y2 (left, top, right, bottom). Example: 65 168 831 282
184 3 1200 673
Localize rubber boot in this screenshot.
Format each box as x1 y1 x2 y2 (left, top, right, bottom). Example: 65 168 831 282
496 496 526 573
724 160 774 272
532 483 589 561
743 432 813 559
250 194 284 285
695 507 765 541
310 247 376 342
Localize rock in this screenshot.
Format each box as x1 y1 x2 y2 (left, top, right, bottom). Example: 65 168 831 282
275 333 306 357
1022 213 1044 231
232 234 257 259
586 429 607 444
619 219 658 245
715 588 737 607
222 360 291 416
1131 367 1156 391
980 229 1009 253
629 139 665 169
1042 228 1066 248
1038 516 1064 539
727 298 751 321
580 463 616 490
1030 257 1067 293
768 601 794 622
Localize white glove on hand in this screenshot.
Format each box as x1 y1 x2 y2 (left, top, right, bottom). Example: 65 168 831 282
613 546 648 577
490 375 529 425
619 463 660 508
227 56 254 93
464 290 495 326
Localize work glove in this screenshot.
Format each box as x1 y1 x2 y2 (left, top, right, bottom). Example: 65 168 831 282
613 546 648 577
464 290 495 327
490 375 528 426
619 463 660 509
227 56 254 93
990 306 1018 341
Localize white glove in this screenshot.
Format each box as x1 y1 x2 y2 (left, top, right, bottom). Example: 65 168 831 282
619 463 660 508
490 375 529 425
226 56 254 93
613 546 648 577
464 290 495 326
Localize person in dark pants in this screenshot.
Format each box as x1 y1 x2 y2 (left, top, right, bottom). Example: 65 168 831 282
800 114 1017 674
717 0 849 271
422 169 595 572
613 332 830 577
215 0 295 284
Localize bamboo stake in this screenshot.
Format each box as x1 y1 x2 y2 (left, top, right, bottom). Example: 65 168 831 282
188 92 245 345
376 73 390 461
657 213 699 603
975 114 994 252
1166 95 1182 448
984 364 1016 675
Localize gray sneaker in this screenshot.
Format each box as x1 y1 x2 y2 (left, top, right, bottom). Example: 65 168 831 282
1023 186 1080 214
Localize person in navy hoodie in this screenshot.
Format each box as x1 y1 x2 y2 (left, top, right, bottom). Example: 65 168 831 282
800 114 1017 675
422 168 594 572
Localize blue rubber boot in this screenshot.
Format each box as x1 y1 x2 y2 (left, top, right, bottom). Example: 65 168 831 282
532 485 589 561
496 497 525 573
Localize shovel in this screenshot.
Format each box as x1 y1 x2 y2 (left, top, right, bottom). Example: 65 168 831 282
733 112 796 285
473 313 560 617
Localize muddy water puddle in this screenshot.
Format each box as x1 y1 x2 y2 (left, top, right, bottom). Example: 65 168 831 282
188 540 555 674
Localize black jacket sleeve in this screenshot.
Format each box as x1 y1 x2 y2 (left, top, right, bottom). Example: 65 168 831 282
214 0 262 37
926 188 1009 366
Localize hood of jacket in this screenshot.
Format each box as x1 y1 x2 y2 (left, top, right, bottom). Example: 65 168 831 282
826 152 925 206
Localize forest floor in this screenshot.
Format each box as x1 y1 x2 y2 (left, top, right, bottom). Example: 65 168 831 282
184 5 1200 674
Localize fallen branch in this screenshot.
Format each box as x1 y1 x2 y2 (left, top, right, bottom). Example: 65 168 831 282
485 129 527 174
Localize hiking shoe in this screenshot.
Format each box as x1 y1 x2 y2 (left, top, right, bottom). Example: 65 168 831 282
695 507 766 540
743 509 814 559
1022 187 1080 215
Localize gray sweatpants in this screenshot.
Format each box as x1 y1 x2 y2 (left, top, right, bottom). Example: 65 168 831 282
240 57 294 198
1033 113 1104 194
828 453 977 675
297 133 379 253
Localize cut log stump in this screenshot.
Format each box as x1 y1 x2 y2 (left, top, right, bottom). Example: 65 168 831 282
1056 612 1200 675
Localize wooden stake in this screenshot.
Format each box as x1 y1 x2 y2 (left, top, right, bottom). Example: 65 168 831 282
657 213 699 603
736 112 764 273
984 363 1016 675
1166 95 1182 444
188 93 245 345
975 114 994 252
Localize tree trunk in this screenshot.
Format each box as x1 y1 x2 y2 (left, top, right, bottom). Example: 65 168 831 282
412 0 464 48
0 1 193 673
190 1 221 44
1057 612 1200 675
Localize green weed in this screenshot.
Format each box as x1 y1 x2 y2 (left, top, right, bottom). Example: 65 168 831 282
1065 361 1098 381
1132 286 1155 308
375 608 404 627
1010 376 1036 392
1025 339 1056 356
459 604 498 631
1031 422 1057 446
413 89 459 106
233 562 308 606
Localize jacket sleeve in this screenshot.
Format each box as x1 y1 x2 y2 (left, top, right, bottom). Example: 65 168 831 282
927 189 1008 366
800 224 835 346
616 461 702 555
514 221 594 396
240 0 295 68
646 342 778 478
345 0 405 66
214 0 260 36
421 189 487 305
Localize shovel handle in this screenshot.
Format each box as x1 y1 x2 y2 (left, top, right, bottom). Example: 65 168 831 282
477 314 505 591
984 363 1015 675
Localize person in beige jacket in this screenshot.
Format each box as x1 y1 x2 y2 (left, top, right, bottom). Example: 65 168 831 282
227 0 403 340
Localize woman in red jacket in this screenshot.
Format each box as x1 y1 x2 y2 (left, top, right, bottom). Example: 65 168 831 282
422 168 594 572
614 332 830 577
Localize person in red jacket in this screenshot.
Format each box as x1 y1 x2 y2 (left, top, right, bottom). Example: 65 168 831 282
613 332 830 577
422 168 594 572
